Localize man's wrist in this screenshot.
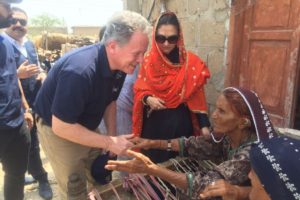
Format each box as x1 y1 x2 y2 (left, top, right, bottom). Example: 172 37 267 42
104 136 112 151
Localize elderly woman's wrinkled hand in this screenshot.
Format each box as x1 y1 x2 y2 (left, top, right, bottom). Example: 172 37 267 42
199 179 240 200
130 137 154 150
105 149 155 174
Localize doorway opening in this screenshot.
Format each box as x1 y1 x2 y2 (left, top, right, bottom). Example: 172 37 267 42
294 75 300 130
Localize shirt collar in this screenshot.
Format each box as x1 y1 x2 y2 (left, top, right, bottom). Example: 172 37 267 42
98 44 114 78
1 32 28 56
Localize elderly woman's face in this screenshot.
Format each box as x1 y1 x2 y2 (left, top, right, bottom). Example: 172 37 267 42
248 169 271 200
156 24 178 55
212 94 241 134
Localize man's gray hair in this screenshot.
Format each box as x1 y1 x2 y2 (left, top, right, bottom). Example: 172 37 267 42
102 10 150 46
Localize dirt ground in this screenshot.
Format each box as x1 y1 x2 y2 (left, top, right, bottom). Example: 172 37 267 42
0 148 60 200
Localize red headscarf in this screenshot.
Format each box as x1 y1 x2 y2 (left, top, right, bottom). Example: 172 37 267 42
132 12 210 136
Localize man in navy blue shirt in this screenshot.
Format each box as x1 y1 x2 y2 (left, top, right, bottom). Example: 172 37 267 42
0 0 33 200
34 10 150 199
3 7 53 200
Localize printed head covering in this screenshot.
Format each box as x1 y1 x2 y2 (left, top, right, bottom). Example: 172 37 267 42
223 87 276 142
132 12 210 136
250 136 300 200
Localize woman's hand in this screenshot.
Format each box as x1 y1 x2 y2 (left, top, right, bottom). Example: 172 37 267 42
199 180 243 200
146 96 166 110
130 137 156 150
105 149 156 174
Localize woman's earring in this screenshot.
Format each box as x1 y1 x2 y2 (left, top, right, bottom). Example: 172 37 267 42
244 118 251 127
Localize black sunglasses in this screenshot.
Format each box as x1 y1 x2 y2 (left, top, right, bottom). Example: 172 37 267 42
155 34 179 44
10 18 27 26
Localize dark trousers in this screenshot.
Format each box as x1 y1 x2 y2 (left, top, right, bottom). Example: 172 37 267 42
0 122 31 200
28 124 48 182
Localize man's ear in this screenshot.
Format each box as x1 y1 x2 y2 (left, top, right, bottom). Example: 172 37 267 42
106 40 118 55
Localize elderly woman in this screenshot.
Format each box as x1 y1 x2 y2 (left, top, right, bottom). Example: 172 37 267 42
105 87 276 199
132 12 211 164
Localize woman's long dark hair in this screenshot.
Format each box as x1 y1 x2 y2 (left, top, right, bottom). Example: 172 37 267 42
156 12 180 35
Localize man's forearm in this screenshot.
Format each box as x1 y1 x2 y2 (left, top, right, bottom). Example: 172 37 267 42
103 101 116 136
52 115 111 149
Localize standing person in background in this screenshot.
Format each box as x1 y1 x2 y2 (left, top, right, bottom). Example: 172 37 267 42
0 0 32 199
2 6 53 200
42 51 53 73
133 11 210 163
34 10 150 199
0 0 17 28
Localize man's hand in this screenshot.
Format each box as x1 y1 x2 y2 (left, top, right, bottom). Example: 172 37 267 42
105 149 155 174
106 134 134 155
24 112 33 129
18 60 40 79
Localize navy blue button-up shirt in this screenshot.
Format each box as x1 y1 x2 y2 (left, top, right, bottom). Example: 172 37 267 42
34 44 126 130
0 36 23 129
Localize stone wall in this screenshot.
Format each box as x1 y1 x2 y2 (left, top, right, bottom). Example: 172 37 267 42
124 0 232 114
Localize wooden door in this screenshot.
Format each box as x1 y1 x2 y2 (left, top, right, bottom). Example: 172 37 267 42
226 0 300 127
